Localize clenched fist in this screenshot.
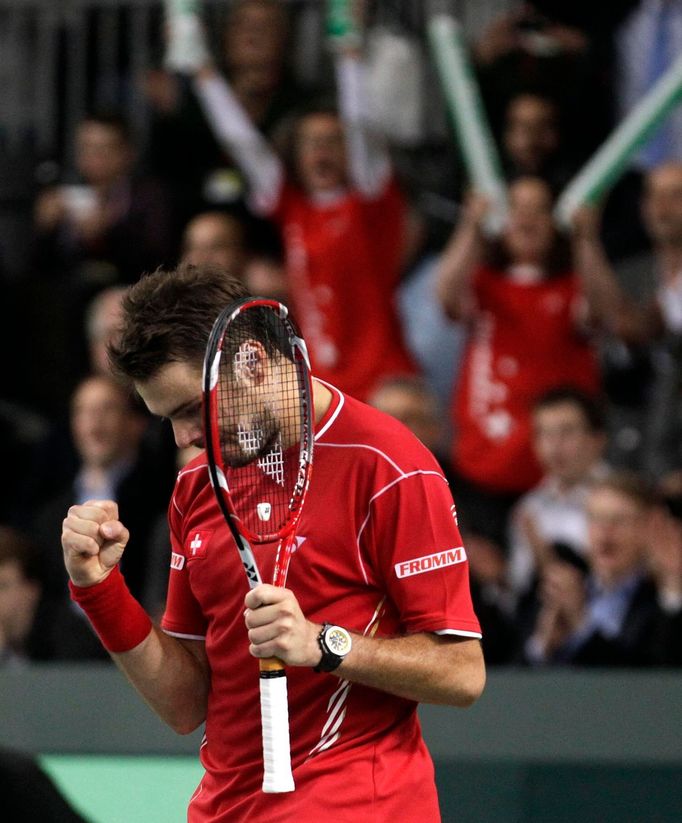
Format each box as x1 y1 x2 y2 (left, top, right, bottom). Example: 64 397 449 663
62 499 130 587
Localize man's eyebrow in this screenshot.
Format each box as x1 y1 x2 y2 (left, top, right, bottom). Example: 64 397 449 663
163 397 201 420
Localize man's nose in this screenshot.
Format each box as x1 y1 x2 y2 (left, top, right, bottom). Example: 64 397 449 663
172 420 203 450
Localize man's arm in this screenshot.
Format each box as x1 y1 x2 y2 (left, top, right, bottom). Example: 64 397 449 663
62 500 210 734
191 67 284 215
335 50 391 198
162 6 283 215
570 206 654 342
435 192 488 321
332 632 485 707
244 584 486 707
110 632 209 735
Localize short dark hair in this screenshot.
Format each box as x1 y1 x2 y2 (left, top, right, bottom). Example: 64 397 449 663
590 471 657 510
533 386 606 433
272 101 340 185
80 112 132 144
109 264 249 382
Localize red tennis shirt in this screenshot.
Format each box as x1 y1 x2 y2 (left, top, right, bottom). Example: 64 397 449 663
162 384 481 822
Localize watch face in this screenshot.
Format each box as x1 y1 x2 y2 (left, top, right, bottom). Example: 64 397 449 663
325 626 352 656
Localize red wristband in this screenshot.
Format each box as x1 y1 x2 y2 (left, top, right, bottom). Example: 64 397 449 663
69 566 152 653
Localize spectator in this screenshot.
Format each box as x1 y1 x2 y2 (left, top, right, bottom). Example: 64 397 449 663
174 9 417 400
242 253 288 303
367 374 450 470
145 0 302 219
435 179 637 546
84 286 127 376
0 526 106 664
33 113 175 284
474 2 603 158
610 162 682 474
30 375 174 605
646 490 682 665
474 3 652 263
180 211 288 300
524 472 679 666
508 387 609 605
528 0 655 260
181 211 248 278
501 91 574 189
220 0 295 128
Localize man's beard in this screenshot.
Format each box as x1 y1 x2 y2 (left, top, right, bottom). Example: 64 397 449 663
223 405 281 469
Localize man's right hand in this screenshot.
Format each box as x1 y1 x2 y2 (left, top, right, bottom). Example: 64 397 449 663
62 500 129 588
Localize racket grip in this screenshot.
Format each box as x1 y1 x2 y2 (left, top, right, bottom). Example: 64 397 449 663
259 658 295 793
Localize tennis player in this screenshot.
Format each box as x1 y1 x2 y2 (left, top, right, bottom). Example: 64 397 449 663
61 264 485 822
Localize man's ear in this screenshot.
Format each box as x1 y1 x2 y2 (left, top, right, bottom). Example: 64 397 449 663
233 340 267 386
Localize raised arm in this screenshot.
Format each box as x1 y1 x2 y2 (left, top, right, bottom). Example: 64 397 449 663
435 193 488 321
62 500 209 734
243 584 485 707
163 4 283 215
192 67 284 215
335 50 391 198
570 206 655 342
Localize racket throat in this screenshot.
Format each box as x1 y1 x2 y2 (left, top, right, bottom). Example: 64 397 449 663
272 533 296 589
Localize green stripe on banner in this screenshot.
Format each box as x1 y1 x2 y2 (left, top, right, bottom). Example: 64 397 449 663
40 755 204 823
427 14 507 234
555 52 682 227
167 0 201 14
326 0 361 46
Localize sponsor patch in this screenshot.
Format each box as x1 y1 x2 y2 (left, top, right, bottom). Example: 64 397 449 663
395 547 467 579
170 552 185 570
185 529 214 560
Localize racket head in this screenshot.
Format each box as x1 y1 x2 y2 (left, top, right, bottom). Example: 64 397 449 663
203 298 314 547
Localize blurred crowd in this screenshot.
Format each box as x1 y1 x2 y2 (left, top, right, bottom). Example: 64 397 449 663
1 0 681 669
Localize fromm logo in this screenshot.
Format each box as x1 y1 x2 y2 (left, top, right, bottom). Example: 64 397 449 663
395 547 467 579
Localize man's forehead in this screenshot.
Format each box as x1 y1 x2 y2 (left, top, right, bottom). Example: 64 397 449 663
648 165 682 192
135 361 202 416
588 490 640 515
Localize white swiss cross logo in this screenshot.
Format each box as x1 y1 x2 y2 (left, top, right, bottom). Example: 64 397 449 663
185 530 213 560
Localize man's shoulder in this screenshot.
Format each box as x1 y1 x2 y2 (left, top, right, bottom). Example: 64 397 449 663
174 453 209 495
318 391 442 475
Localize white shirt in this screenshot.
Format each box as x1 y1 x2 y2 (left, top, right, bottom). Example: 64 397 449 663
507 463 609 597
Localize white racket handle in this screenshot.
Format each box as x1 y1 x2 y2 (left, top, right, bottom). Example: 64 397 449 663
260 667 295 793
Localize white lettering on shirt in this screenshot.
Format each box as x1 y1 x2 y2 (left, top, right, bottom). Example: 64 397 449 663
394 547 467 579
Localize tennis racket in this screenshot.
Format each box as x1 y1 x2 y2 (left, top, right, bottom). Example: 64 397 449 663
203 297 314 793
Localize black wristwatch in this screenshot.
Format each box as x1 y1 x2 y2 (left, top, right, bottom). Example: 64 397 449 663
314 623 353 673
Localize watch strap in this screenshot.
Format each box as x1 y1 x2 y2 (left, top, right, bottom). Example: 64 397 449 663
314 622 348 673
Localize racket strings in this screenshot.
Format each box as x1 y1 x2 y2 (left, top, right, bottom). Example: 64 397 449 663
216 318 307 540
257 442 285 487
